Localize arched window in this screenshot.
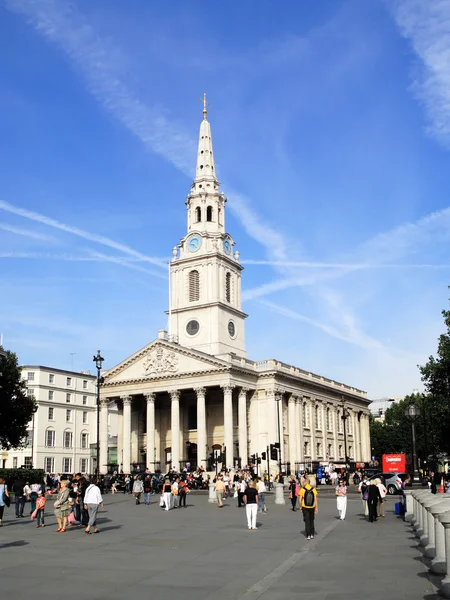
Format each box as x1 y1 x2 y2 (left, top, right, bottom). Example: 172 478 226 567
195 207 201 222
225 272 231 302
189 270 200 302
315 405 319 429
206 206 213 221
218 207 222 226
63 429 73 449
326 407 331 431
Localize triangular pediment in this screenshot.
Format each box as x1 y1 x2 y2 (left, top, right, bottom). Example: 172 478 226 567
103 339 230 386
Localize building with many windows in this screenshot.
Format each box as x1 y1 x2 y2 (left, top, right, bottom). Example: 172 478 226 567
3 366 117 474
97 101 372 475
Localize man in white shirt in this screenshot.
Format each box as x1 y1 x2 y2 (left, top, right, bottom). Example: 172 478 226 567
256 477 267 513
83 479 104 534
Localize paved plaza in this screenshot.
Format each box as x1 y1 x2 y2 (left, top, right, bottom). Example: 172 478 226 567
0 490 440 600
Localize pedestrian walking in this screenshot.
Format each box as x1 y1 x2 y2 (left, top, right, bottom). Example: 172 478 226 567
299 481 318 540
143 476 152 505
30 482 41 514
178 479 188 507
172 478 180 508
0 476 9 527
358 475 369 518
375 478 387 517
133 476 144 505
12 478 25 518
367 480 381 522
336 479 347 520
214 476 226 508
163 479 172 511
237 478 246 507
256 477 267 513
35 491 46 528
243 481 258 530
53 479 70 532
288 476 297 511
84 478 104 534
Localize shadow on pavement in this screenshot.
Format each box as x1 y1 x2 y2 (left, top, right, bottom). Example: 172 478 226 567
0 540 29 548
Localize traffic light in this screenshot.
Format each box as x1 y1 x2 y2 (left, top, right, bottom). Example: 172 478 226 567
261 451 266 461
257 456 261 464
274 442 280 449
270 444 278 461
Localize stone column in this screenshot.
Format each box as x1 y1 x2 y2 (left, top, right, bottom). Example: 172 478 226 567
195 387 207 470
238 387 249 467
275 391 284 465
121 396 132 474
439 511 450 598
309 400 316 462
222 385 234 468
117 401 123 473
288 396 297 466
99 398 109 474
295 396 303 467
354 410 361 462
170 390 180 470
359 413 367 462
145 392 155 469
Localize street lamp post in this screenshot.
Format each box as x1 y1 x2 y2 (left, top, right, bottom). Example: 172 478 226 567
93 350 104 478
404 401 421 483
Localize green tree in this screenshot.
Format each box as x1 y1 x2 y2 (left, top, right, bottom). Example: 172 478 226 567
419 301 450 458
0 348 36 449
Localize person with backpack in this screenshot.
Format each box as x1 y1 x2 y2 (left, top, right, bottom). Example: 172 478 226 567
299 482 318 540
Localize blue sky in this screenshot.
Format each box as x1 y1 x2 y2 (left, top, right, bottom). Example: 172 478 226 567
1 0 450 398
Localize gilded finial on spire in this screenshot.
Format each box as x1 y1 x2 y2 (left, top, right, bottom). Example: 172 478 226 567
200 92 208 120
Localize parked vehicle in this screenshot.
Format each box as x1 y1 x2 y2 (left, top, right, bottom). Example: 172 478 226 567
369 472 407 495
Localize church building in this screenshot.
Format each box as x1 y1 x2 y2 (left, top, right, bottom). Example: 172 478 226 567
99 99 371 474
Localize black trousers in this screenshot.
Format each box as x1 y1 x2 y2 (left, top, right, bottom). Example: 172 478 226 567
179 491 186 507
291 495 297 510
368 500 378 522
237 492 244 507
0 505 4 520
302 507 315 537
15 495 25 517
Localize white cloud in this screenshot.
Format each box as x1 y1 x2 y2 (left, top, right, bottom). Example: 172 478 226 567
391 0 450 146
0 200 167 269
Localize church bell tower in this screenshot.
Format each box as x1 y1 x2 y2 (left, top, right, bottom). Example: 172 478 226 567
168 95 247 358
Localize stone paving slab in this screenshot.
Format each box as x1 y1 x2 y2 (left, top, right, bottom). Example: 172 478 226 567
0 492 440 600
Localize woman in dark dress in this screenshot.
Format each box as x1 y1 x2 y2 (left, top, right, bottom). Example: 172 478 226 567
367 480 381 522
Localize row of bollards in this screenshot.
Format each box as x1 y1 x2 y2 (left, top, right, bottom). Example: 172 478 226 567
405 489 450 597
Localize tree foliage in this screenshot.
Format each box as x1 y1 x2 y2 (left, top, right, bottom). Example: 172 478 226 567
0 349 36 449
370 299 450 466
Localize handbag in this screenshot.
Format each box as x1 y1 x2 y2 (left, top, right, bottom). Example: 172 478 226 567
31 508 38 520
2 486 11 508
68 511 77 523
159 495 165 507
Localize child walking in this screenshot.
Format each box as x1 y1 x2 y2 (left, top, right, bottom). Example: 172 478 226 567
36 491 46 527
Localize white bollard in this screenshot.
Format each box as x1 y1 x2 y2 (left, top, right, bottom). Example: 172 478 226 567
274 482 286 505
404 490 414 522
421 497 446 548
438 511 450 598
416 492 432 538
429 502 450 569
412 490 428 531
208 482 217 503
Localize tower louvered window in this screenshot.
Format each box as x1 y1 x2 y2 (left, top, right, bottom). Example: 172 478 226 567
195 207 201 222
189 270 200 302
206 205 213 221
225 272 231 302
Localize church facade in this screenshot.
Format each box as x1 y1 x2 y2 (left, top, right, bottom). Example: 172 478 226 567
99 100 371 474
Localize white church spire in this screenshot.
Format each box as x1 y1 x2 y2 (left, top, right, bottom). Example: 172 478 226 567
195 93 218 185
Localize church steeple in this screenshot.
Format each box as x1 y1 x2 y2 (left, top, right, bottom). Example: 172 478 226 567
169 97 247 359
195 93 217 185
185 96 226 234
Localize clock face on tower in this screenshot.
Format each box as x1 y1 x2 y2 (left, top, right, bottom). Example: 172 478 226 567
187 235 202 252
223 239 232 255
